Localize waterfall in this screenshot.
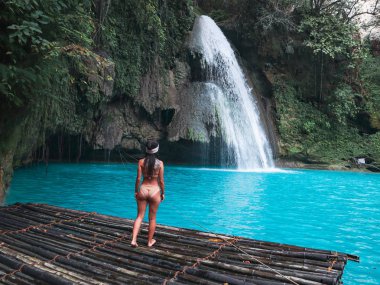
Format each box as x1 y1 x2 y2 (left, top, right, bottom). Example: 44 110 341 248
189 15 274 169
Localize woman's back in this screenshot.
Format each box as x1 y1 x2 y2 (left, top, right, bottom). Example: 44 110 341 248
140 158 162 185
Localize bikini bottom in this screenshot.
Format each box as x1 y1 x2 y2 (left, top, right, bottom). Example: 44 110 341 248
138 184 160 200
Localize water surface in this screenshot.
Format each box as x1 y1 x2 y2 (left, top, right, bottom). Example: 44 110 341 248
5 163 380 284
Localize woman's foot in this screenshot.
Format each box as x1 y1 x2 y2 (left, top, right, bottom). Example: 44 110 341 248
147 239 156 247
131 241 138 248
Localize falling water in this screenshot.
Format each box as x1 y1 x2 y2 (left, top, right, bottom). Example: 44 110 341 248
189 16 274 169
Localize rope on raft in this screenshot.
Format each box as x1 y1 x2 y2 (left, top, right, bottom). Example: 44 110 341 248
0 227 130 282
0 212 95 236
162 237 240 285
178 215 302 285
0 203 22 212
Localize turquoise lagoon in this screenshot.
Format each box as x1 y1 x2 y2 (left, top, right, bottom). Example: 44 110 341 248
5 163 380 284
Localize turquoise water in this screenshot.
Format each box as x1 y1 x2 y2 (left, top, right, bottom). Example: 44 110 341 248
4 163 380 284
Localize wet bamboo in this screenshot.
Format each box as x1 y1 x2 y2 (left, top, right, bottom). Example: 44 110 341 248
0 204 354 285
214 254 343 274
0 212 59 233
173 272 223 285
19 226 186 271
0 229 338 284
0 220 21 232
0 215 342 284
0 235 121 284
199 261 337 285
209 250 342 273
0 263 38 285
211 237 356 262
198 264 326 285
0 241 100 285
96 245 184 271
8 209 124 239
22 204 81 220
87 247 182 278
0 226 168 284
185 267 256 285
34 203 354 264
140 234 345 266
0 252 72 285
155 240 342 277
21 205 131 232
0 242 130 285
213 250 345 270
5 228 89 251
22 229 186 266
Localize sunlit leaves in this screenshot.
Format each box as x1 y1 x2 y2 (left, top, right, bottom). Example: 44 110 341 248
327 84 360 125
300 14 365 61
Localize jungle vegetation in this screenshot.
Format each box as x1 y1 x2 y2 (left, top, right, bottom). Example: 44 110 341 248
0 0 379 175
199 0 380 166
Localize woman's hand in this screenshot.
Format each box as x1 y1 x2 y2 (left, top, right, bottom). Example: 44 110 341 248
160 193 165 201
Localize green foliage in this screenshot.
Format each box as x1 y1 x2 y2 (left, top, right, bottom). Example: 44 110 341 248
255 0 303 33
274 79 330 146
274 78 374 163
299 14 365 61
5 0 52 52
368 132 380 161
327 84 360 125
208 9 230 22
360 55 380 129
196 0 379 165
102 0 194 97
0 0 94 106
0 0 98 166
186 127 207 143
1 0 196 167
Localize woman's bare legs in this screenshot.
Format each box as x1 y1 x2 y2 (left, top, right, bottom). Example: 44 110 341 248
131 198 147 247
147 193 161 247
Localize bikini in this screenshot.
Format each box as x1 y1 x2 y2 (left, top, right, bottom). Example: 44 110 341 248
138 159 161 200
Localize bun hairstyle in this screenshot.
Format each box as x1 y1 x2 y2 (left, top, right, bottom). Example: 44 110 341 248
144 140 159 177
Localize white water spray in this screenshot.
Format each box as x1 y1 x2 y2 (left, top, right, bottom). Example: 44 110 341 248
189 16 274 169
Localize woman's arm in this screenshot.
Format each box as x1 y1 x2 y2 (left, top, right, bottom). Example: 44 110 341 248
135 160 142 194
158 162 165 201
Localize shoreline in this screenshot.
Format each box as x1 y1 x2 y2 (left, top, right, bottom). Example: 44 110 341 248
11 158 380 173
275 159 380 173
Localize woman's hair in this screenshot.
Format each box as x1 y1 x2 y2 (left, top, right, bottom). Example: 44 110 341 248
144 140 159 177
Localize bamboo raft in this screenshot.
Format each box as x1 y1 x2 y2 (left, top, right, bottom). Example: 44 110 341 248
0 203 358 285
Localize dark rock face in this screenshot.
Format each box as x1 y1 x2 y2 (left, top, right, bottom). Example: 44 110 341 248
43 27 278 165
81 52 115 100
88 101 161 151
167 82 220 143
82 58 192 154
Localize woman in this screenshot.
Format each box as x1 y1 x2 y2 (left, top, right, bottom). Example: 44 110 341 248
131 140 165 247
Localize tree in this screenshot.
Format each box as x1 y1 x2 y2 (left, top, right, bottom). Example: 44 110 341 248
298 0 376 102
308 0 379 22
255 0 304 33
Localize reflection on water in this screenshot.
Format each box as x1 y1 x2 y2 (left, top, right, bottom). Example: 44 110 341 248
4 163 380 285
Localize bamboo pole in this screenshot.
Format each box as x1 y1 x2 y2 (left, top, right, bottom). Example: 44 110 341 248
0 252 72 285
